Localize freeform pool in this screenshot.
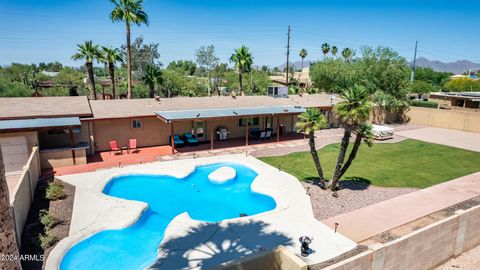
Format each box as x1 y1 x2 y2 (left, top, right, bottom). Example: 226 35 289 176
60 163 276 270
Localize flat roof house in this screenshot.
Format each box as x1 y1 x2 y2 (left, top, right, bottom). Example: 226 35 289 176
0 94 338 170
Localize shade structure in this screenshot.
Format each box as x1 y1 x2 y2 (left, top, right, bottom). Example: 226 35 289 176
0 117 81 132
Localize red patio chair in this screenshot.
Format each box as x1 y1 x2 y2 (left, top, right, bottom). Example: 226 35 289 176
109 140 122 155
128 139 138 153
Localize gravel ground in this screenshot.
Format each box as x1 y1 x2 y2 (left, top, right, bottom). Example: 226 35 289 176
303 181 417 220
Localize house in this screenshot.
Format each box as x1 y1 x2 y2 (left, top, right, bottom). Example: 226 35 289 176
0 94 338 170
429 92 480 109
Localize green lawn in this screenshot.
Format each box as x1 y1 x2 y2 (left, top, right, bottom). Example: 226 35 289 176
259 139 480 188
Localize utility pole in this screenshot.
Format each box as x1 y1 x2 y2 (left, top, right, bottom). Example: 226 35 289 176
410 40 418 81
285 25 291 86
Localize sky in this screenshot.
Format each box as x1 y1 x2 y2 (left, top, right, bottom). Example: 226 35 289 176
1 0 479 67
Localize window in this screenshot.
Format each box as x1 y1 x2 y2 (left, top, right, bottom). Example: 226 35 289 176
132 119 142 129
239 117 259 127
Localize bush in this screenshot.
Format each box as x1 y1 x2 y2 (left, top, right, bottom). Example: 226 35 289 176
38 232 57 250
411 100 438 108
39 209 57 230
45 182 65 200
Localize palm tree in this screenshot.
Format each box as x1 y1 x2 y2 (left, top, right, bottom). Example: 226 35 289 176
230 46 253 96
110 0 149 99
342 47 352 62
100 47 123 99
295 108 328 188
299 48 308 70
72 41 101 100
338 124 373 179
141 65 163 98
331 46 338 57
330 85 372 191
321 43 330 60
0 146 21 270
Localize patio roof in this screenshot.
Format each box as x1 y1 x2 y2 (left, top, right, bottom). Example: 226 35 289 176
155 105 306 122
0 117 81 133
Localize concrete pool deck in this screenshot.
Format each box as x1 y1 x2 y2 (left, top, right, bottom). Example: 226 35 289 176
45 154 356 269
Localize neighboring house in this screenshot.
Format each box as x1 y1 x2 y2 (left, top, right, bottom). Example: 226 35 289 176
429 92 480 109
269 67 311 88
0 94 338 169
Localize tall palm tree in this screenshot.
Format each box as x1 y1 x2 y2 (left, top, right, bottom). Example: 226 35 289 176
0 146 21 270
100 46 123 99
299 48 308 70
342 47 352 62
338 123 373 179
295 108 328 188
141 65 163 98
230 46 253 96
330 85 372 191
72 41 101 100
321 43 330 60
110 0 149 99
331 46 338 58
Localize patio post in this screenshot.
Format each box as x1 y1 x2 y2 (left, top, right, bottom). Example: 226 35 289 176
210 121 214 150
170 121 175 154
245 117 249 146
276 115 280 142
68 128 76 165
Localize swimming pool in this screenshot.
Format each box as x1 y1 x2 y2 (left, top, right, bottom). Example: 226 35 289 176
59 163 276 270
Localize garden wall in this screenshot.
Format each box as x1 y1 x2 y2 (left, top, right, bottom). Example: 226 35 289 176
321 204 480 270
9 146 41 247
406 106 480 133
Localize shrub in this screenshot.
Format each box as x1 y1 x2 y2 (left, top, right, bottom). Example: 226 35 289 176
411 100 438 108
38 232 57 250
39 209 57 230
45 182 65 200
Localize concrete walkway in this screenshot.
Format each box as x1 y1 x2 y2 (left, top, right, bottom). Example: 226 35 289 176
397 127 480 152
322 172 480 242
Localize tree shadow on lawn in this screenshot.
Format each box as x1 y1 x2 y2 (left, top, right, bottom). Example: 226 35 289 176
151 220 294 269
304 176 371 191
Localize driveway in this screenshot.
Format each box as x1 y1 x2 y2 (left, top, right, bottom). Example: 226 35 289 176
396 127 480 152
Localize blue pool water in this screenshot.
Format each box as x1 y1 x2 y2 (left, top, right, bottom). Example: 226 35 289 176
60 163 276 270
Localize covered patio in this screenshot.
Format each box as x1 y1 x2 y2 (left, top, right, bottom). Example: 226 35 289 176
155 105 306 154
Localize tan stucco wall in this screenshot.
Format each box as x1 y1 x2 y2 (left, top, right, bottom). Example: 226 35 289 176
221 246 308 270
0 131 38 155
407 107 480 133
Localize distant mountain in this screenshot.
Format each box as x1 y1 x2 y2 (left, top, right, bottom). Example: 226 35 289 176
415 57 480 74
277 61 311 71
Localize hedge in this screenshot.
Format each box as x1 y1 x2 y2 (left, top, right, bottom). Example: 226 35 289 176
411 100 438 108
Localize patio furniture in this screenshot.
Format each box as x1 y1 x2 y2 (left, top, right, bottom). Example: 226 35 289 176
183 133 199 146
265 129 272 140
172 135 185 147
109 140 122 155
249 127 261 139
259 131 267 140
128 139 138 153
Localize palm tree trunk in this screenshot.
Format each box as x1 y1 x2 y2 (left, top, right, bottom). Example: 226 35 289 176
0 147 21 270
301 58 304 71
338 132 362 179
149 84 155 98
126 22 133 99
308 131 326 188
330 127 351 191
238 72 243 96
86 62 96 100
109 62 116 99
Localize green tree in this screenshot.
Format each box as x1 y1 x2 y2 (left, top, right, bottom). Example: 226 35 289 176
71 40 101 100
309 59 358 93
321 43 330 59
295 108 328 188
110 0 149 99
409 80 434 99
167 60 196 76
99 46 123 99
299 49 308 70
195 45 219 95
331 85 372 191
121 36 161 78
444 78 480 92
141 65 163 98
341 48 352 62
230 46 253 96
331 46 338 57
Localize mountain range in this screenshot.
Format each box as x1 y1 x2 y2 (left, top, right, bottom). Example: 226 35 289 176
275 58 480 74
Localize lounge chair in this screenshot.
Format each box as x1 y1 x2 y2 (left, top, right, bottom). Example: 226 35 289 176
183 133 199 146
109 140 122 155
249 127 261 139
259 131 267 140
128 139 138 153
265 129 272 140
172 135 185 147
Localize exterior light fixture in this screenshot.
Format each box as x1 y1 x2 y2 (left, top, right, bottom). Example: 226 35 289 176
334 223 339 233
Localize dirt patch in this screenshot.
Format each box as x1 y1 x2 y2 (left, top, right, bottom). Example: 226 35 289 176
20 171 75 270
